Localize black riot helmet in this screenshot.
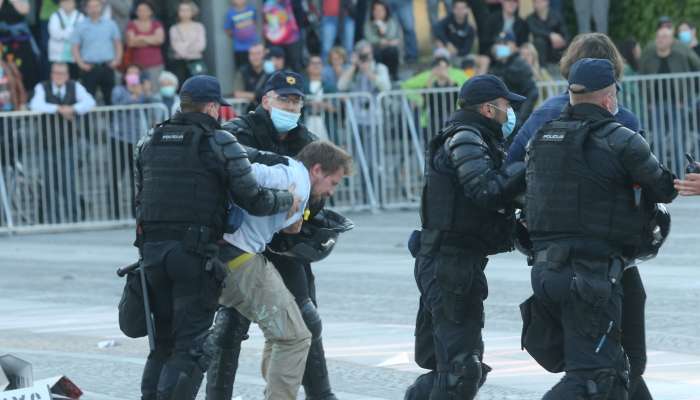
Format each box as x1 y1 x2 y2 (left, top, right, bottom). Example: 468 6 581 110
267 209 354 263
636 204 671 262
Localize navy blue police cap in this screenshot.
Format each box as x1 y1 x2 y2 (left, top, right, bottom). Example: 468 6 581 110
568 58 620 94
263 71 305 97
458 74 526 105
179 75 230 106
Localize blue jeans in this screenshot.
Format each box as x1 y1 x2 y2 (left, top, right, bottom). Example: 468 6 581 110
385 0 418 60
321 16 355 61
427 0 451 31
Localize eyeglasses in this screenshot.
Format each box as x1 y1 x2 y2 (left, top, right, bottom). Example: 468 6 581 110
273 95 304 106
488 103 508 113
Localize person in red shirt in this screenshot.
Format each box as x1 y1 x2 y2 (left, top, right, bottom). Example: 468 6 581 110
126 1 165 90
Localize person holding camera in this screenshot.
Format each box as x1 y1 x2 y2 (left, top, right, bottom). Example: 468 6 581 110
337 40 391 94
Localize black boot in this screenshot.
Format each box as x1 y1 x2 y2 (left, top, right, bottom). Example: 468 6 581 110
205 307 250 400
303 337 338 400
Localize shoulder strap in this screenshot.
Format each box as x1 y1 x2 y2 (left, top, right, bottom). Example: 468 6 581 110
56 11 66 29
595 120 624 138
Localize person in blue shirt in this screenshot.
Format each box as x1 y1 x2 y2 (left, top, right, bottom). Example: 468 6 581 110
508 33 653 400
224 0 260 69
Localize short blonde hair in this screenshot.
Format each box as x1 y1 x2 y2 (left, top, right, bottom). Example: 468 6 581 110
328 46 347 64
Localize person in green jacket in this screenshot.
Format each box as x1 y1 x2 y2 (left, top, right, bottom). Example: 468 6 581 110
400 49 469 138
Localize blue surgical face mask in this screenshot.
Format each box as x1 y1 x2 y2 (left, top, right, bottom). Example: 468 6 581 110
160 86 176 98
611 95 619 115
495 44 512 59
679 30 693 45
500 106 517 137
270 106 301 133
263 60 275 74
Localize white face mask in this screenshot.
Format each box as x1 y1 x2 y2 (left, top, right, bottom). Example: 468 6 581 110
270 106 301 133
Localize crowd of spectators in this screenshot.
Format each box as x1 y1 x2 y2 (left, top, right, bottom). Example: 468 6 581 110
5 0 700 222
2 0 697 117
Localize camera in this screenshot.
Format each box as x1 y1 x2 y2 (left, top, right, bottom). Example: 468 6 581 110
359 53 370 63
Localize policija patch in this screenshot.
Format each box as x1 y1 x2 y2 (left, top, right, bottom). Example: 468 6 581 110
153 131 191 145
540 132 566 142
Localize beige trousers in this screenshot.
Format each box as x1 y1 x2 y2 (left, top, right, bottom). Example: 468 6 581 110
219 251 311 400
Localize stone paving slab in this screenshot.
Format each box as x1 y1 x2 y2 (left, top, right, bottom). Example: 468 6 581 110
1 198 700 399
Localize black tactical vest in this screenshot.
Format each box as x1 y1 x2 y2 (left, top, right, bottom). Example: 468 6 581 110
42 81 77 105
137 121 227 236
420 123 514 254
525 119 648 248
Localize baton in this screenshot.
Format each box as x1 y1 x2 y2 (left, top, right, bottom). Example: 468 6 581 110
116 261 140 277
117 260 156 351
138 261 156 352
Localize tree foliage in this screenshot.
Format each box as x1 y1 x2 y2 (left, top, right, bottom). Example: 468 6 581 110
562 0 700 44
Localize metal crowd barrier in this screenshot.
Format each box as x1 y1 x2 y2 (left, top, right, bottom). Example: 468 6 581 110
377 72 700 208
5 72 700 233
0 104 168 234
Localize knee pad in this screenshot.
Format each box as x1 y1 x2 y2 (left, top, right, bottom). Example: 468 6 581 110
210 307 250 349
300 298 323 340
433 352 482 400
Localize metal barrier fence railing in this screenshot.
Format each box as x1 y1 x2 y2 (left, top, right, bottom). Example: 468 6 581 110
5 72 700 232
376 72 700 208
0 104 168 234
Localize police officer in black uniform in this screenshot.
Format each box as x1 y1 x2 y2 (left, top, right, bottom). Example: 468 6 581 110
405 75 527 400
134 75 298 400
206 71 341 400
525 59 677 399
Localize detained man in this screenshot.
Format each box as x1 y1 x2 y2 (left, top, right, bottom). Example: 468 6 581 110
212 140 353 400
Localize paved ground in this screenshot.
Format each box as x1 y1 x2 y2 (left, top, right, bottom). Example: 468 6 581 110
1 198 700 399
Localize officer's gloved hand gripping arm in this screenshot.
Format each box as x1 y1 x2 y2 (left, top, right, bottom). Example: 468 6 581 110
210 130 294 216
616 131 678 203
448 130 526 209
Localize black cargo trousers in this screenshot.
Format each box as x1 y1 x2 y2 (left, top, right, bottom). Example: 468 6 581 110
530 244 629 400
405 245 491 400
140 239 224 400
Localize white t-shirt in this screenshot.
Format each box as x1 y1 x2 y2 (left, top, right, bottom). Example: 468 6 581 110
223 158 310 253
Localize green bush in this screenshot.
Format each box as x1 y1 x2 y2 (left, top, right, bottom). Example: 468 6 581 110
562 0 700 44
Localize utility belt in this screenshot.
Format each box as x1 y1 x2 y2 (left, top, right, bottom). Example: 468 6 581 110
139 223 221 256
528 241 626 367
532 240 626 285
